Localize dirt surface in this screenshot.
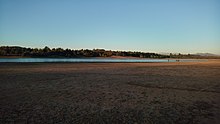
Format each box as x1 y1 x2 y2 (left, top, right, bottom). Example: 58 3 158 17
0 60 220 124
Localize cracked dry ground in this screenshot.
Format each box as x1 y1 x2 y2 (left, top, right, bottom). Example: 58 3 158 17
0 60 220 124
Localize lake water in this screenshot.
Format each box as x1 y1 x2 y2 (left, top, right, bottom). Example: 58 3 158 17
0 58 206 63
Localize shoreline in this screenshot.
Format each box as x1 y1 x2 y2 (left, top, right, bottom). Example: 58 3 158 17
0 55 218 59
0 58 211 63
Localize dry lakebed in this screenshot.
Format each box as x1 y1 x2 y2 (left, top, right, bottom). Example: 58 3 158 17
0 60 220 123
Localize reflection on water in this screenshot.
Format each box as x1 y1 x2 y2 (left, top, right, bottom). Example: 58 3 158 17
0 58 206 63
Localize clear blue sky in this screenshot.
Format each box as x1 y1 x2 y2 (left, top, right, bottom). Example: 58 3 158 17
0 0 219 54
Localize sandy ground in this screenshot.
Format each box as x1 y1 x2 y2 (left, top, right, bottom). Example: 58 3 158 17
0 60 220 124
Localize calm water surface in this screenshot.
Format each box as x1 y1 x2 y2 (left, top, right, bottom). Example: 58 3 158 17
0 58 206 63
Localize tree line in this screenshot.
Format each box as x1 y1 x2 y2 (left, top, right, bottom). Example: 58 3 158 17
1 46 216 59
0 46 169 58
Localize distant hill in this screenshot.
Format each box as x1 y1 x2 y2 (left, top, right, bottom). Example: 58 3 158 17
159 52 219 57
194 53 219 57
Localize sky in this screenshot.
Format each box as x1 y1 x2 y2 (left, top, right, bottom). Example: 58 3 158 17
0 0 219 54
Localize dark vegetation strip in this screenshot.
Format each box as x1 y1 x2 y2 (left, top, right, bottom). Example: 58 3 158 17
1 46 216 59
